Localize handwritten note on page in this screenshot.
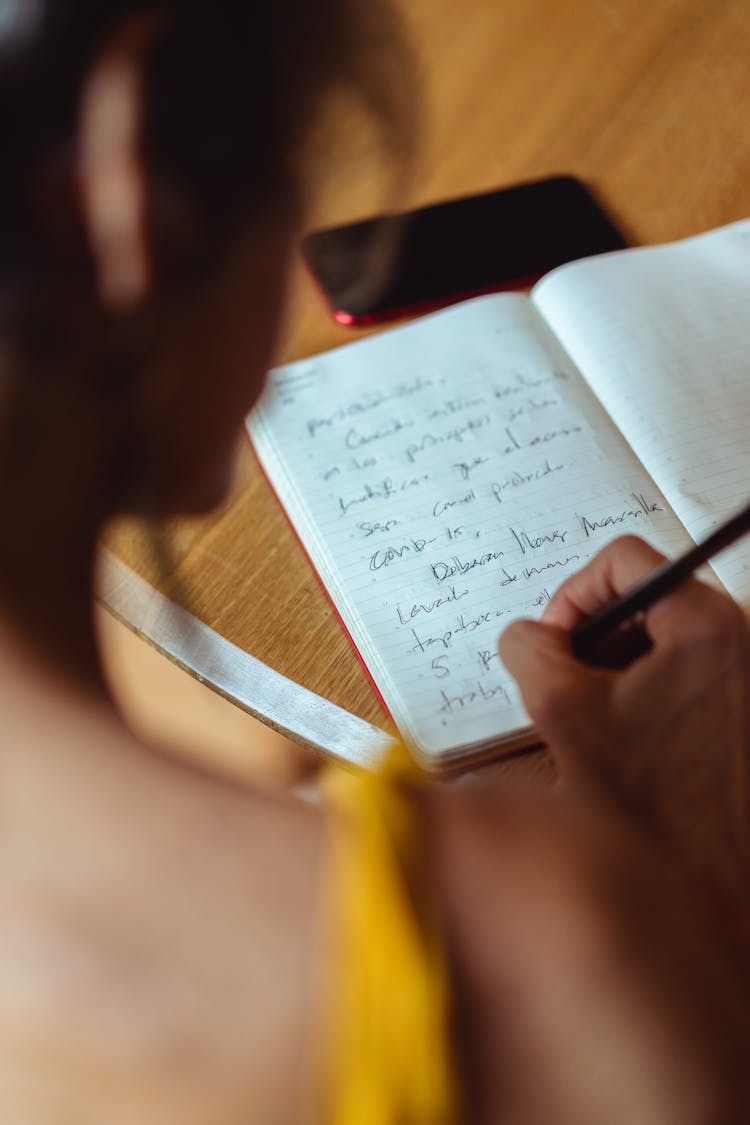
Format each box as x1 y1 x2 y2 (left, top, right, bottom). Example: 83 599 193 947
533 218 750 604
249 293 691 765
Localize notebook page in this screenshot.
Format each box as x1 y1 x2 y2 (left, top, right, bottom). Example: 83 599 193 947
532 219 750 603
249 293 691 764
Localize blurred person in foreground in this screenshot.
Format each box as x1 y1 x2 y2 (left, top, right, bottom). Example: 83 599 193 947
1 1 750 1121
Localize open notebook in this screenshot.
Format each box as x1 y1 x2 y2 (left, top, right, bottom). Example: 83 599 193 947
248 219 750 771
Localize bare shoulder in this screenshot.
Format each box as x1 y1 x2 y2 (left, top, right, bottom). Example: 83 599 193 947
0 683 325 1123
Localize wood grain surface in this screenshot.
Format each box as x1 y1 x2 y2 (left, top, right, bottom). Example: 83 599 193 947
104 0 750 743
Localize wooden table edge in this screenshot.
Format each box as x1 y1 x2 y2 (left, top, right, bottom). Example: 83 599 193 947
96 549 397 771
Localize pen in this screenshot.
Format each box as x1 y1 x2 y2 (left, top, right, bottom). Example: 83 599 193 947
571 497 750 660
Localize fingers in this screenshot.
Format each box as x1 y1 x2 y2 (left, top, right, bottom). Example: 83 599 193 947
541 535 745 665
542 536 667 630
499 537 750 826
644 572 748 655
499 534 748 741
499 619 611 744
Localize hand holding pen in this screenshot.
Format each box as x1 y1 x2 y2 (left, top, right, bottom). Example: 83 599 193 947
498 531 750 907
571 499 750 664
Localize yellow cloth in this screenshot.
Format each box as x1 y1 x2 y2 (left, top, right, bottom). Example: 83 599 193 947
321 744 457 1125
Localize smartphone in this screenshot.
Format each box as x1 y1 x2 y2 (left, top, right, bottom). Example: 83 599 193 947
301 175 626 325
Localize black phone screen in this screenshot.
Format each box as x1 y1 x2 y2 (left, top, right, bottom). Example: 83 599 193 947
301 176 626 325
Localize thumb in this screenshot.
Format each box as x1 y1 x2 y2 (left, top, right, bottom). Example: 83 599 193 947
499 619 609 738
499 618 575 691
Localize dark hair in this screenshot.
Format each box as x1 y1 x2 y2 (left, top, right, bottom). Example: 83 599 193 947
0 0 412 345
0 0 413 671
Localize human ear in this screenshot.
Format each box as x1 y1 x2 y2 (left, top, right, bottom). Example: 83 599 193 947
77 17 158 312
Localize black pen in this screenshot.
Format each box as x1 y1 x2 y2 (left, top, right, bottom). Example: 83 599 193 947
571 497 750 660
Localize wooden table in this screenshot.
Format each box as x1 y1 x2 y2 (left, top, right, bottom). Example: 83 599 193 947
103 0 750 767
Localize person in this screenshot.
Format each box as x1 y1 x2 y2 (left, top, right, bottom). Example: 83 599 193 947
2 1 750 1120
500 535 750 924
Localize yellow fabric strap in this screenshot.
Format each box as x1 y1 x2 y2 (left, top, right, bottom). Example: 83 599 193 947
321 745 457 1125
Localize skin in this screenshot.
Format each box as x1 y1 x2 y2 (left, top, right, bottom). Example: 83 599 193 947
499 536 750 924
2 18 750 1123
0 30 325 1121
0 197 324 1125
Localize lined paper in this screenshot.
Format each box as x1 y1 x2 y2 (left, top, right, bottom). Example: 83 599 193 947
249 294 690 765
534 218 750 602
